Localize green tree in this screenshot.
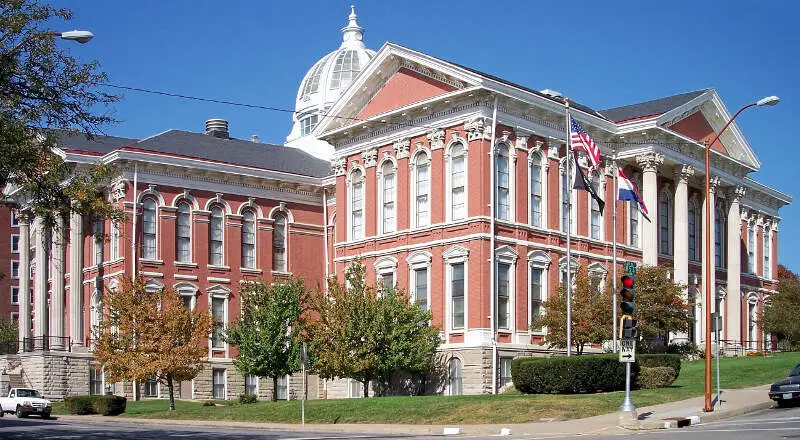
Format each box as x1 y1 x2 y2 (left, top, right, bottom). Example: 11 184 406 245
1 0 120 225
532 267 612 354
631 265 693 349
761 265 800 350
0 318 17 342
226 278 307 401
93 277 212 411
308 262 440 397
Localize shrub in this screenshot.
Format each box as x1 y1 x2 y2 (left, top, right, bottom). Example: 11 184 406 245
239 393 258 404
512 355 637 394
666 342 701 359
638 354 681 377
746 351 765 357
637 366 677 389
64 395 127 416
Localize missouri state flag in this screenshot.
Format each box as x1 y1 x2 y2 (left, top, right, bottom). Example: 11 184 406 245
618 169 650 222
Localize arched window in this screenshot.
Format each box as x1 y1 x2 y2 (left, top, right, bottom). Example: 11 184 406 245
688 200 699 261
176 202 192 263
329 50 360 91
747 223 755 273
90 290 102 347
272 212 287 272
529 152 543 227
449 143 466 221
209 206 224 266
560 159 574 233
658 190 673 255
629 200 639 247
714 201 725 268
763 226 771 278
412 152 430 228
590 174 602 240
448 358 462 396
495 144 510 220
350 169 364 239
241 210 256 269
92 217 104 266
380 160 396 234
141 198 157 260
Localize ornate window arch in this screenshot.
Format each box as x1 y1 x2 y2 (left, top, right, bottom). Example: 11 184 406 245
272 210 288 272
374 255 398 293
495 143 513 221
140 197 159 260
174 282 199 310
175 200 192 263
688 197 700 261
495 245 518 331
446 139 467 221
207 204 225 266
587 262 608 292
203 193 233 215
714 199 726 268
410 149 430 228
237 198 264 218
348 166 365 240
377 157 397 234
528 149 547 228
558 256 580 286
170 191 200 211
528 250 550 332
589 173 604 240
407 251 432 310
447 357 463 396
241 208 257 269
443 244 469 333
559 157 577 234
658 187 673 256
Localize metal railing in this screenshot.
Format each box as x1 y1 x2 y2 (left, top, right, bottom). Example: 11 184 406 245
21 336 72 352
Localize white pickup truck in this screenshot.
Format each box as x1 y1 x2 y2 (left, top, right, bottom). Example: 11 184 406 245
0 388 52 418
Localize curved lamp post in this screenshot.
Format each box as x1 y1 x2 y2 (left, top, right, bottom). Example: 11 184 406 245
8 30 94 54
703 95 779 412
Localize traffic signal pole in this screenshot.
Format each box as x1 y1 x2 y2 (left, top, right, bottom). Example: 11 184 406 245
618 275 637 425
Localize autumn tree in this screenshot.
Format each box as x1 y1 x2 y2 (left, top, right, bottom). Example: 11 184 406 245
761 265 800 350
93 277 212 411
307 262 440 397
1 0 120 226
226 278 307 401
533 267 612 354
632 265 693 349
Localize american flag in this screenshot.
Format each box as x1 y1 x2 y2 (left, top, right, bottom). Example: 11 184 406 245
570 115 601 173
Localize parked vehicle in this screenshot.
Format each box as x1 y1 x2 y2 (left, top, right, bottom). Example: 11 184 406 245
769 362 800 407
0 388 52 418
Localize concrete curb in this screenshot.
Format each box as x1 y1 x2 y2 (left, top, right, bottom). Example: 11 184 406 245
636 400 774 430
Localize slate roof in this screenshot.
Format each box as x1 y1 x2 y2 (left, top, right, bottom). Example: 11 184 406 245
126 130 332 178
599 89 709 123
54 131 138 155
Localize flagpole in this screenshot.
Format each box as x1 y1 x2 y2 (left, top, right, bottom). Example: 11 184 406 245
565 99 572 357
612 148 618 353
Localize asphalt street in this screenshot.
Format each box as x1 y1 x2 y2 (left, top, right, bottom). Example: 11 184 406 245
0 405 798 439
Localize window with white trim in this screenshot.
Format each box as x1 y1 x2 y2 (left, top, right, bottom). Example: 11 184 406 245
11 211 19 227
412 267 428 310
141 198 158 259
245 374 258 396
590 174 602 240
658 190 672 255
629 200 640 247
110 221 120 260
560 159 575 233
747 223 755 273
588 263 608 293
379 160 396 234
528 250 549 332
176 202 192 263
763 227 771 278
89 367 103 396
374 256 397 295
449 142 466 221
277 375 289 400
350 169 364 239
529 152 543 227
144 376 158 397
714 202 725 268
300 114 318 136
448 358 462 396
407 251 432 311
11 234 19 253
211 296 227 350
499 358 513 388
176 283 197 311
212 368 226 400
11 261 19 279
93 217 104 265
272 211 287 272
241 209 256 268
495 144 511 221
688 200 699 261
451 263 465 330
497 262 511 330
11 286 19 304
412 151 430 228
209 205 224 266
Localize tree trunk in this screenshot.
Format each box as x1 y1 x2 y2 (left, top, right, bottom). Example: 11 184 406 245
362 379 368 398
272 376 278 402
167 375 175 411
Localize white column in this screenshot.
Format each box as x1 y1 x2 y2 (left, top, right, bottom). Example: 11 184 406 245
726 186 745 349
636 153 663 266
673 165 693 342
51 214 66 349
17 212 32 347
33 216 50 349
69 210 84 347
700 176 720 344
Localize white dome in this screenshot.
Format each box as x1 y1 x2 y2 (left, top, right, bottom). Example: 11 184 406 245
286 6 375 154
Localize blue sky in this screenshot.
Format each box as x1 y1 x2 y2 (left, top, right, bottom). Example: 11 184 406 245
54 1 800 270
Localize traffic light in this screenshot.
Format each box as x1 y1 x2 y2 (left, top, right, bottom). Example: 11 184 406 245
621 317 638 339
620 275 635 315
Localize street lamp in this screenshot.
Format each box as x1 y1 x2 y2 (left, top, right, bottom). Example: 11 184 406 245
703 95 779 412
8 30 94 54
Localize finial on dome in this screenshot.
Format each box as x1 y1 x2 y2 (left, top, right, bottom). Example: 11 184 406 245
341 5 365 49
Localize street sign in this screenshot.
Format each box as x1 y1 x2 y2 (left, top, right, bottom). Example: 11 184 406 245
619 339 636 363
623 261 638 275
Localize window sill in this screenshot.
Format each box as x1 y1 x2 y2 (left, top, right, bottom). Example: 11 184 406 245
271 270 292 277
140 259 164 265
240 268 263 274
208 265 231 272
174 262 199 268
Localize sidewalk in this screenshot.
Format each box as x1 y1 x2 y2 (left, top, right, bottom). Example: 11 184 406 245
55 385 776 437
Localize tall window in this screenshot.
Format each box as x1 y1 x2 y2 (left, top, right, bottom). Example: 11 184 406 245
688 201 698 261
11 235 19 253
413 268 428 310
763 228 771 278
300 115 318 136
450 143 466 221
590 174 602 240
241 210 256 269
350 169 364 239
110 221 120 260
495 145 510 220
92 218 104 265
11 261 19 279
380 272 395 293
211 297 226 349
272 212 287 272
413 152 430 227
530 266 543 330
451 262 465 330
629 202 639 247
144 377 158 397
141 198 157 259
209 206 224 266
212 368 226 400
561 163 572 233
277 375 289 400
530 153 543 227
176 202 191 263
497 263 510 330
747 225 755 273
11 286 19 304
89 367 103 396
658 191 672 255
448 358 462 396
499 358 512 389
715 203 725 268
245 374 258 396
380 161 396 234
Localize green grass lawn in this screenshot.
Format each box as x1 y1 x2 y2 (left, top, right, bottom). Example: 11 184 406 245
52 352 800 425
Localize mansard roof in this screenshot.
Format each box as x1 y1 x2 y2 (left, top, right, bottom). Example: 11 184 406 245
54 131 138 155
599 89 709 123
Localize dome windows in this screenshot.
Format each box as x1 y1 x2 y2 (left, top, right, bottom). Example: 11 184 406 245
329 50 361 91
300 60 325 100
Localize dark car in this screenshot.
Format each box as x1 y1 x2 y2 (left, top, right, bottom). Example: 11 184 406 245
769 363 800 407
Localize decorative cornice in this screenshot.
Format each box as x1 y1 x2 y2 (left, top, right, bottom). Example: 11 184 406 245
111 179 127 201
709 176 721 194
393 138 410 159
674 164 695 184
464 116 492 142
547 140 561 160
727 185 746 203
515 134 528 151
427 128 445 150
331 157 346 176
636 152 664 173
362 148 377 168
